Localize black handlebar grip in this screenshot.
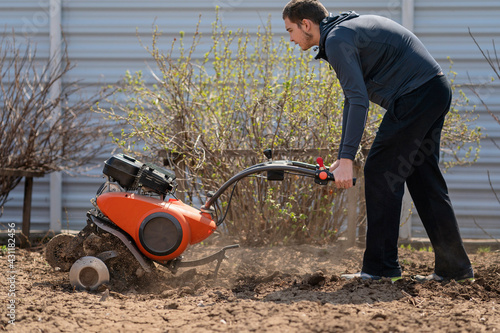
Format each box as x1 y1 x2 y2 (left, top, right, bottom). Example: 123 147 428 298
316 169 357 187
333 175 357 186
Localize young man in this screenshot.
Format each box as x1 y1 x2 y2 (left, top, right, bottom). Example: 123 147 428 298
282 0 474 282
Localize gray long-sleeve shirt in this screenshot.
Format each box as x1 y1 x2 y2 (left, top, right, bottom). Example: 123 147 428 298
315 12 442 160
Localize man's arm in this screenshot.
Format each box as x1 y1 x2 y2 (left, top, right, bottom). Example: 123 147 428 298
338 103 368 160
326 37 369 188
337 97 349 160
326 37 369 160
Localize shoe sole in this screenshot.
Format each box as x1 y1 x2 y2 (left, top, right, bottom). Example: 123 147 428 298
341 274 402 283
414 276 475 283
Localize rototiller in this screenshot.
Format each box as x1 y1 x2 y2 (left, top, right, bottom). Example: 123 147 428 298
45 151 355 290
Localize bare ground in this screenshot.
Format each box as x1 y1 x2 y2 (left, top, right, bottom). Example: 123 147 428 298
1 239 499 332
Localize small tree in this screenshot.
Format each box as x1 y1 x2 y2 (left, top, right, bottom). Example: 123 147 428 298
98 14 480 245
0 34 110 212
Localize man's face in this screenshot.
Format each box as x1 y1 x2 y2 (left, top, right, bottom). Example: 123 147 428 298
284 17 314 51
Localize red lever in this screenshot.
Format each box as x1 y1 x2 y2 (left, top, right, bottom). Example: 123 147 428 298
316 157 325 170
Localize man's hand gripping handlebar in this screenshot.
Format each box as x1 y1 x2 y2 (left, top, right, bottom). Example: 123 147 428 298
315 157 356 186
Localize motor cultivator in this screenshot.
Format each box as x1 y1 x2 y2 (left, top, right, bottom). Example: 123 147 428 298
45 151 354 291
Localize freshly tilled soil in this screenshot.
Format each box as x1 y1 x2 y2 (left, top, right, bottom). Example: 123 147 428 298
1 240 499 332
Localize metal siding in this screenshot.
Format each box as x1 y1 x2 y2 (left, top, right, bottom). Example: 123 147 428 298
410 0 500 239
1 1 499 237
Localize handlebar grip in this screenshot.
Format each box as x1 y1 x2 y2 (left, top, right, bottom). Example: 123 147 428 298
315 157 357 187
315 169 357 186
331 173 357 186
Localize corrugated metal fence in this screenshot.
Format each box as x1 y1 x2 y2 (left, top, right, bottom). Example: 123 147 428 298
1 0 499 239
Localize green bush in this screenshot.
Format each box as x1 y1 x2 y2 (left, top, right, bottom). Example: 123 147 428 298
97 13 480 245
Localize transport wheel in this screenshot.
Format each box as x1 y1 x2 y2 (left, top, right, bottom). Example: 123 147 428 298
45 234 79 272
69 256 110 291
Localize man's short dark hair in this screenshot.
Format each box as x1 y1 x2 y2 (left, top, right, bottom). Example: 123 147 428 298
282 0 329 25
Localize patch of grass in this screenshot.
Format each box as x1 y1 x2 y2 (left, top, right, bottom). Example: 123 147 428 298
399 244 433 252
419 246 433 252
477 246 491 254
400 244 415 251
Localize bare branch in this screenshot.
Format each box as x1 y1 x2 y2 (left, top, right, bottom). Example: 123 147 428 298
487 170 500 206
468 28 500 79
473 218 500 244
0 32 113 211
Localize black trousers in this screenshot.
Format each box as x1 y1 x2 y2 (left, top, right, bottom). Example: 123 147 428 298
362 74 473 279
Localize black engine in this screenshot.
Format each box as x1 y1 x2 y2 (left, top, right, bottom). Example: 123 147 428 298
101 154 177 196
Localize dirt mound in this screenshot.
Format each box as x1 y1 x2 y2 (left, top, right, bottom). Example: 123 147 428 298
2 242 499 332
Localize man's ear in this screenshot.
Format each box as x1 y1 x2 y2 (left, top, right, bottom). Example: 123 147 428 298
301 18 312 31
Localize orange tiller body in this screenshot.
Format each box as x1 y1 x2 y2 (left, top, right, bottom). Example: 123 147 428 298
96 192 216 261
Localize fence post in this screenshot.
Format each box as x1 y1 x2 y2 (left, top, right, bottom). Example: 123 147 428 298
49 0 63 234
346 185 358 247
399 185 413 239
175 160 186 202
20 177 34 248
402 0 415 32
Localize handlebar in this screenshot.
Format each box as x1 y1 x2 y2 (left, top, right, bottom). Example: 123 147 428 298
201 158 356 211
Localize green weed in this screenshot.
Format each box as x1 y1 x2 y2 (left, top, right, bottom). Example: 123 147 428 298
477 246 491 254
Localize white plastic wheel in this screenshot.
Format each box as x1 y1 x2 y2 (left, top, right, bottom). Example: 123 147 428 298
69 256 110 291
